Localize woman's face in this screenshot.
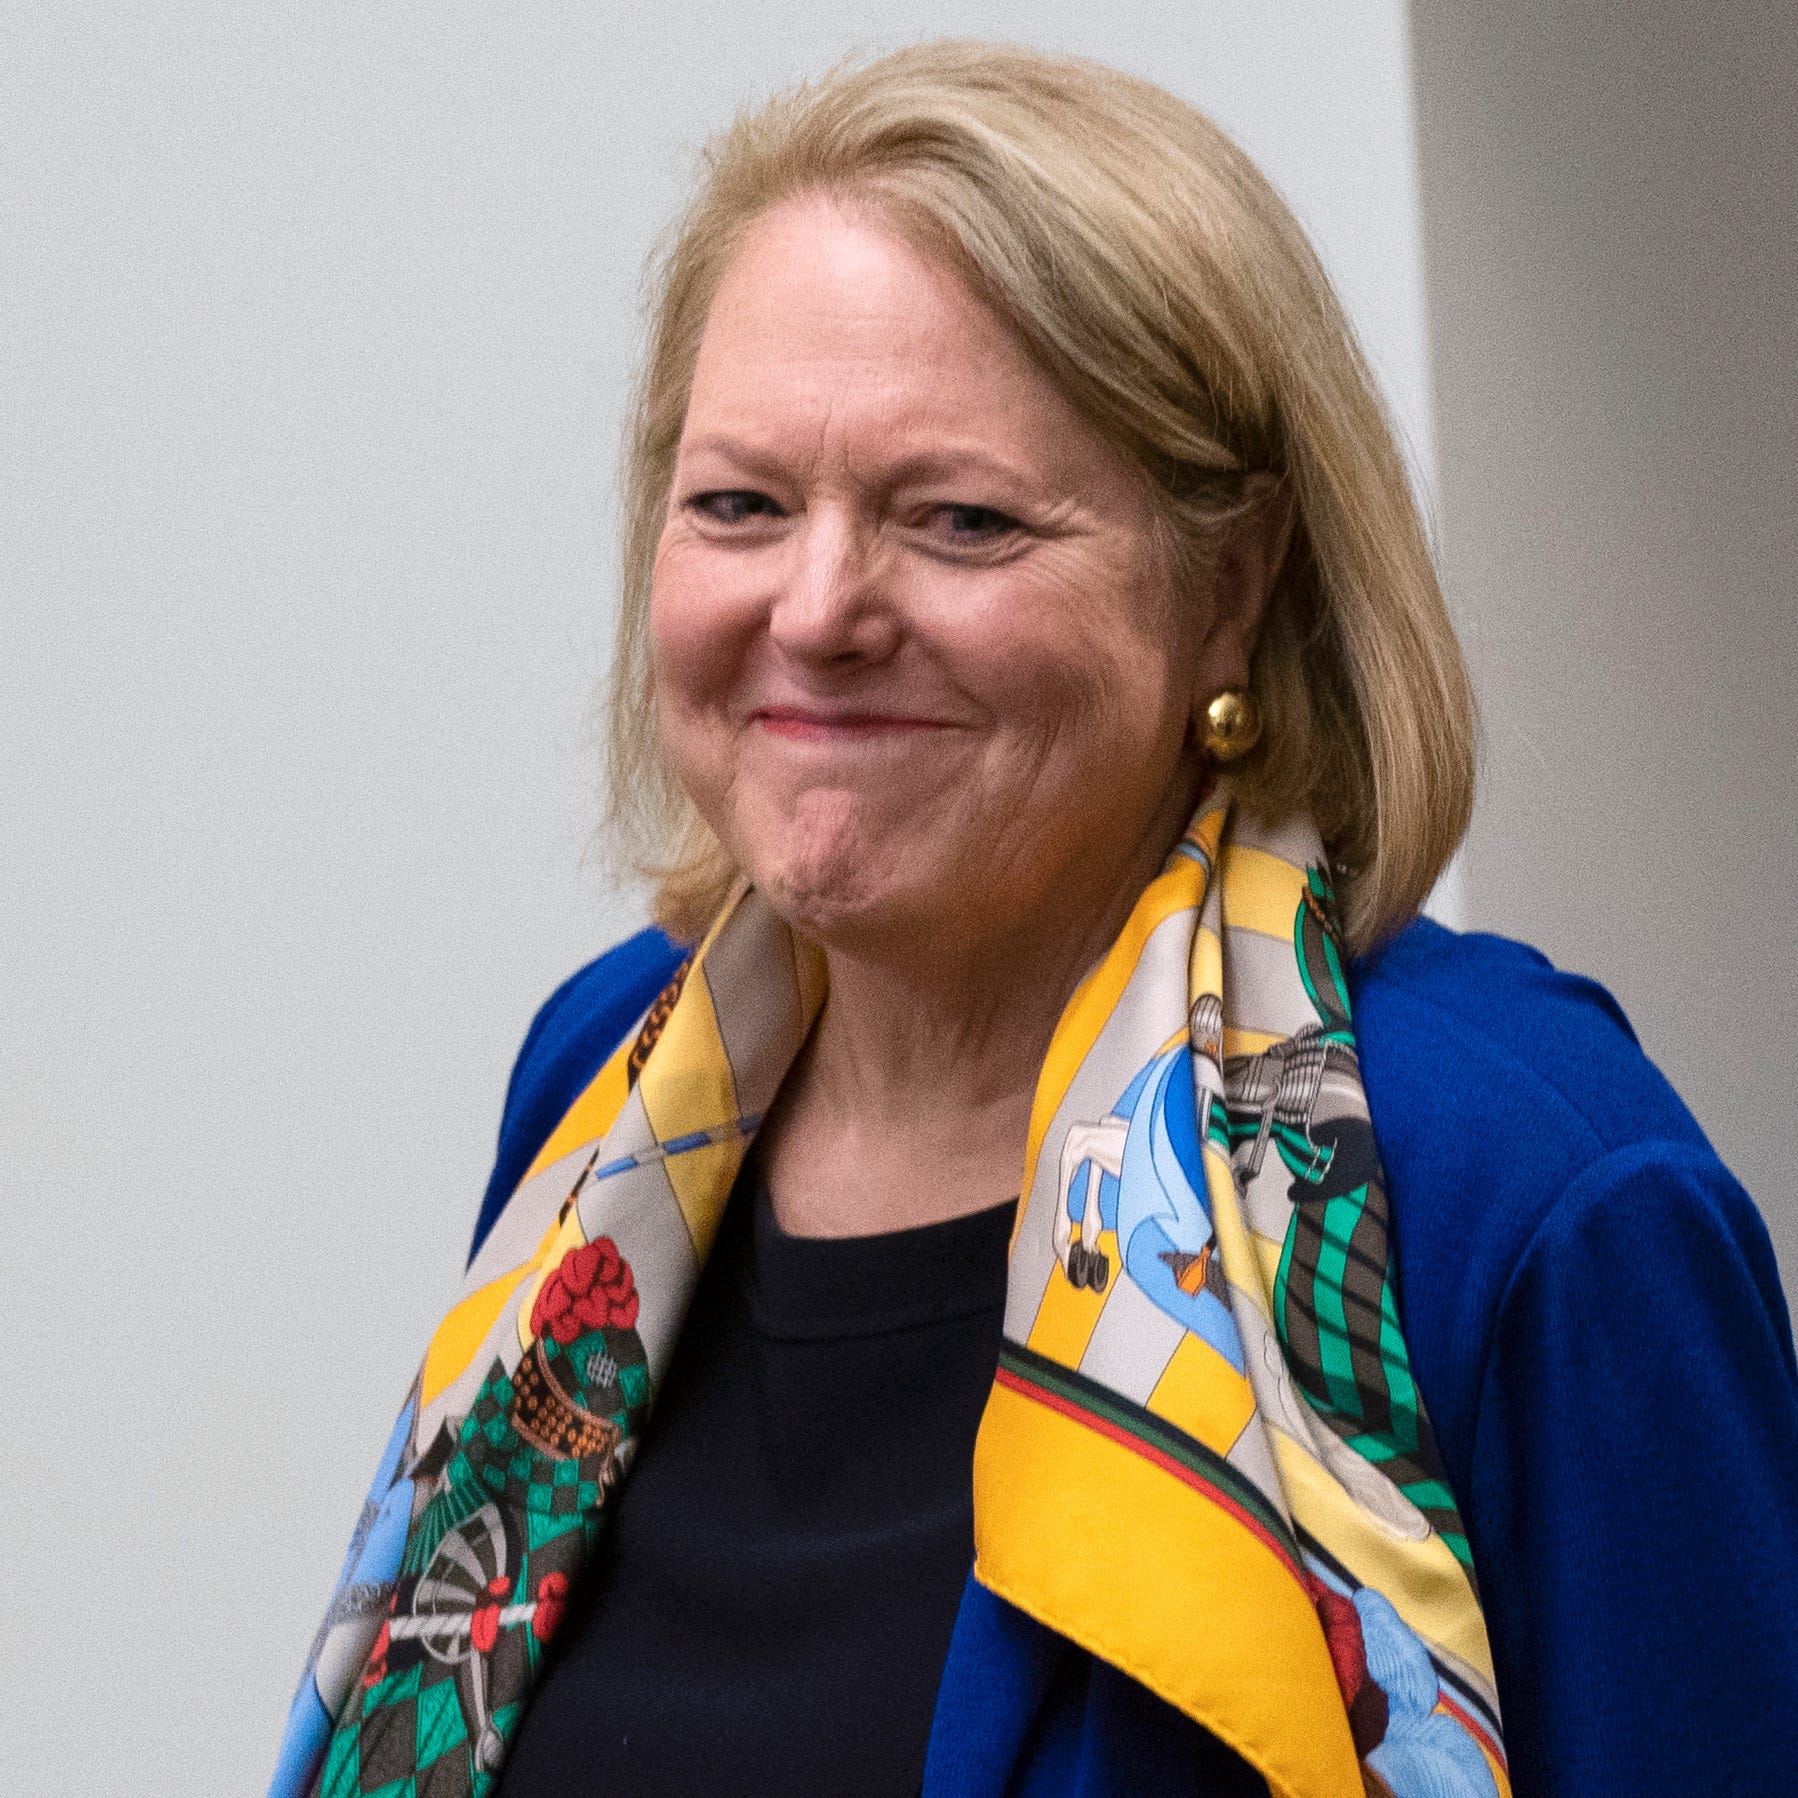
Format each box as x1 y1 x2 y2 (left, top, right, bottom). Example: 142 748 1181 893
652 197 1232 963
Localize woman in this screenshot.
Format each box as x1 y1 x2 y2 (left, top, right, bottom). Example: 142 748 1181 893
271 42 1798 1798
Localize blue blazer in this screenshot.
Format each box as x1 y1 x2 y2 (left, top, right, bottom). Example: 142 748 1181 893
469 919 1798 1797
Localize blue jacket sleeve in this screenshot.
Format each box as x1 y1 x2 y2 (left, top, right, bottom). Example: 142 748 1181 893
1467 1139 1798 1796
467 928 687 1264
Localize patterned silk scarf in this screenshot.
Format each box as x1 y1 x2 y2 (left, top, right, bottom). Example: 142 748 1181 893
272 794 1509 1798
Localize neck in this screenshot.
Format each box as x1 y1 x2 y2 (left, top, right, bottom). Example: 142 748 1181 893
760 766 1204 1237
807 907 1109 1128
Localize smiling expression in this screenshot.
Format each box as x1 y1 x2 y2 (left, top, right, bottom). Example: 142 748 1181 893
650 196 1221 966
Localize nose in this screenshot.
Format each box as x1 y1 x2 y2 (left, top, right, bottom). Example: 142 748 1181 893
766 506 901 666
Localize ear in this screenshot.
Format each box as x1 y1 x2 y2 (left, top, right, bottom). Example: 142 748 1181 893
1191 473 1297 696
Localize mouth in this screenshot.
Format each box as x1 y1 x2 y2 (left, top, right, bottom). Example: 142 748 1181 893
748 706 956 741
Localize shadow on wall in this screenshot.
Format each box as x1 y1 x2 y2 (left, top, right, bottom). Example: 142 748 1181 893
1410 0 1798 1293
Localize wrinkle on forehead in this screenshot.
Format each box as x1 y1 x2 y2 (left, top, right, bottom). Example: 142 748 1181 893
681 196 1147 509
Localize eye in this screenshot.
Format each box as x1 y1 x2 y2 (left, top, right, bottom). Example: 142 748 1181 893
686 489 785 525
931 503 1023 544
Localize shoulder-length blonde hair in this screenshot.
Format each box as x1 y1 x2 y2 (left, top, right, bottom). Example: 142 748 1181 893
607 40 1474 955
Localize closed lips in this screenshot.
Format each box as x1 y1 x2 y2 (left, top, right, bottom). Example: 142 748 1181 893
750 707 956 737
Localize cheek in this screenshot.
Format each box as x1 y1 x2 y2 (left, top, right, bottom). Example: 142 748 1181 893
650 530 782 777
650 538 733 708
647 539 754 817
954 572 1188 773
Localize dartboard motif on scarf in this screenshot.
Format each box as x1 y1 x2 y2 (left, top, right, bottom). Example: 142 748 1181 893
320 1240 649 1797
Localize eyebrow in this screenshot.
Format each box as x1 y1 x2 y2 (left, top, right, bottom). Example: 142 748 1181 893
674 432 1048 495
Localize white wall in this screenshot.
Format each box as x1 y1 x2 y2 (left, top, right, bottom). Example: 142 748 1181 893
1411 1 1798 1292
2 6 1433 1791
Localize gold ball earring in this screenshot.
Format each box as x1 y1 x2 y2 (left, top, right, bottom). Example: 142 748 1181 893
1202 689 1262 762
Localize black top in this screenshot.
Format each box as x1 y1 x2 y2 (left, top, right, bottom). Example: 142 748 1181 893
496 1171 1017 1797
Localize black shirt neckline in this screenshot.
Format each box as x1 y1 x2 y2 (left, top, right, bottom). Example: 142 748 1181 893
747 1175 1018 1342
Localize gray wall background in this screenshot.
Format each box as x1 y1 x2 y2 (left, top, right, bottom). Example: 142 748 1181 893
1412 1 1798 1282
4 6 1436 1793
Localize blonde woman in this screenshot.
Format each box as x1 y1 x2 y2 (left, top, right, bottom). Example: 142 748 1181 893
274 43 1798 1798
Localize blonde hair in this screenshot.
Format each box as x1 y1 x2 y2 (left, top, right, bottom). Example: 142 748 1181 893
607 40 1474 954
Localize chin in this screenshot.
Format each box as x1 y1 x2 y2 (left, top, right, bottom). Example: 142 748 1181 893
756 856 867 933
732 790 876 929
767 858 995 972
756 834 909 941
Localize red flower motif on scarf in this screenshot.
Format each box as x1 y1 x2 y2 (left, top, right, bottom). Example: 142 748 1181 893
531 1570 570 1643
469 1574 510 1656
532 1237 640 1342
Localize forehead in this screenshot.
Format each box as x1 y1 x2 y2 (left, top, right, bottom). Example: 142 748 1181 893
682 197 1111 482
